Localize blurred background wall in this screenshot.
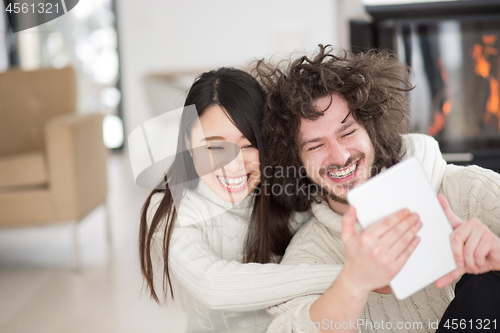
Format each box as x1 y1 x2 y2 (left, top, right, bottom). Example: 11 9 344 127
116 0 368 140
0 0 371 147
0 2 370 332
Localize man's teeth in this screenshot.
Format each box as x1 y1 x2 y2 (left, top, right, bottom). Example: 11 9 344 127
216 175 248 189
328 163 357 179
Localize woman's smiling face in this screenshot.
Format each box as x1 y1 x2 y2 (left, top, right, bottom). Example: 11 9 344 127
188 105 260 203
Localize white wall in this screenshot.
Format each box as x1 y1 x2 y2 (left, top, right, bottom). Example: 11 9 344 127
116 0 340 142
337 0 371 49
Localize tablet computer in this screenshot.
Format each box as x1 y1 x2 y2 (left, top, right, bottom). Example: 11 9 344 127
347 157 457 300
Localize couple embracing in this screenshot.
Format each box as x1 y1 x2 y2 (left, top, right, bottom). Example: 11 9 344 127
139 45 500 333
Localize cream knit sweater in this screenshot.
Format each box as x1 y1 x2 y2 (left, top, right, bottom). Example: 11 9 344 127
266 134 500 333
148 176 343 332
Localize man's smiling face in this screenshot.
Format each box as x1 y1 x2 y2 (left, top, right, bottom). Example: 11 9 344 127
297 93 375 214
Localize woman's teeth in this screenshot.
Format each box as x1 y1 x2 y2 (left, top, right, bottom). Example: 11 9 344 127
216 175 248 189
328 162 357 179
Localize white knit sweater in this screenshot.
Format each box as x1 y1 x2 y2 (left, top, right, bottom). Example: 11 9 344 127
266 134 500 333
148 176 343 332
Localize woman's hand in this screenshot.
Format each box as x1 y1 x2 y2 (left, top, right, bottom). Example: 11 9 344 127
435 194 500 288
341 206 422 294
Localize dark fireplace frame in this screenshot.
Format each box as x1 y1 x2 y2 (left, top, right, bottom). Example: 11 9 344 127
351 0 500 172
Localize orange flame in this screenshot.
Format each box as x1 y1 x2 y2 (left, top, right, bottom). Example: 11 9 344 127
428 113 445 137
483 34 497 45
427 59 453 136
473 44 491 78
473 35 500 130
443 100 452 115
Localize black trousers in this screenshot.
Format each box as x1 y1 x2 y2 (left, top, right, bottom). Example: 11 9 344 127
437 272 500 332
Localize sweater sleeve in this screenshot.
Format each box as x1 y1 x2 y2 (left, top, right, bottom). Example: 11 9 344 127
439 164 500 237
266 295 362 333
266 295 322 333
148 194 343 312
265 219 348 332
402 133 447 192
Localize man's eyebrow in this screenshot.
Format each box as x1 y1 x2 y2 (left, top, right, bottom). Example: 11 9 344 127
300 114 356 149
337 120 355 134
300 137 323 149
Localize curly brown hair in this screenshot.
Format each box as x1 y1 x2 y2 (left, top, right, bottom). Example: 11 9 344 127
254 45 413 212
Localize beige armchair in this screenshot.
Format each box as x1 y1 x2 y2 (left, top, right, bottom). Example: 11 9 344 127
0 66 109 269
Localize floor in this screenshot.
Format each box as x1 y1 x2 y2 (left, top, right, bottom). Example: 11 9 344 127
0 152 187 333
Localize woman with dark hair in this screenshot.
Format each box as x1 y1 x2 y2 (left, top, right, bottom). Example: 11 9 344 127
139 67 342 332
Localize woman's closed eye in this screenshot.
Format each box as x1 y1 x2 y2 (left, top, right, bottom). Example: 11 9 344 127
207 146 225 151
241 144 255 150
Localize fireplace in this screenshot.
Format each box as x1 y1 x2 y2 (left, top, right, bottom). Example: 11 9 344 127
352 0 500 171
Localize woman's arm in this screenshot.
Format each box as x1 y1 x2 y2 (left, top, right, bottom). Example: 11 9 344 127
163 221 343 311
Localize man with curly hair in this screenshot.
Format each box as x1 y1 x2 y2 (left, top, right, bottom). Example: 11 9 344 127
256 45 500 332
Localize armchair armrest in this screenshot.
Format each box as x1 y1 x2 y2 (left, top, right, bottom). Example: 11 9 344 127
45 113 108 221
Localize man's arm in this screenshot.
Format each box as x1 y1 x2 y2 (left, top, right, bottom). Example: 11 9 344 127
267 207 421 333
308 207 421 333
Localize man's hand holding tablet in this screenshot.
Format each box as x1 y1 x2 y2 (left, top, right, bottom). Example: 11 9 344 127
347 157 457 300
